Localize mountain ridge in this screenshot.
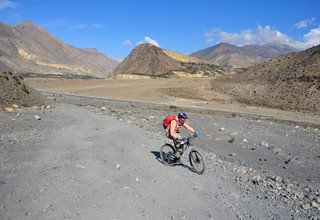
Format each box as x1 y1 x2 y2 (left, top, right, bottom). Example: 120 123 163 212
0 21 119 78
190 42 298 67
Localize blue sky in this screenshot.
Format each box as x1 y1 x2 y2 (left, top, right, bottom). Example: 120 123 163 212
0 0 320 58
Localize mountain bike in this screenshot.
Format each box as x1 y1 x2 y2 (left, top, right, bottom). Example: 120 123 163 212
160 133 205 174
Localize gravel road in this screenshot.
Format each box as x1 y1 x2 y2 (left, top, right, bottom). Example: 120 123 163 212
0 93 319 219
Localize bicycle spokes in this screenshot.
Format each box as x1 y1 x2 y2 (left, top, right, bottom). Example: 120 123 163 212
189 150 205 175
191 152 200 163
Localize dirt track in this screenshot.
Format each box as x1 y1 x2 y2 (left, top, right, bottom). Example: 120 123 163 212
1 93 319 219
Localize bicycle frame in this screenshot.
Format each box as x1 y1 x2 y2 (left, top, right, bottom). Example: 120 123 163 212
173 134 197 155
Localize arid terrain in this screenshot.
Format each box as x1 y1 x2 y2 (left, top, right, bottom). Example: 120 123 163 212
0 22 119 78
213 45 320 113
1 88 319 219
190 42 297 68
26 77 320 126
1 2 319 218
0 71 47 109
1 22 319 220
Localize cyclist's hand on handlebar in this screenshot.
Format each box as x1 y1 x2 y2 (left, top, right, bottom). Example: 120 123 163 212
194 131 200 137
176 137 184 142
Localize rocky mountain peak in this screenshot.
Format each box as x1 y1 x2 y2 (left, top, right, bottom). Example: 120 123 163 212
14 21 36 28
112 43 180 76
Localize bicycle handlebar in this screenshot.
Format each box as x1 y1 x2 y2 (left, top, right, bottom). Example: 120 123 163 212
181 132 199 143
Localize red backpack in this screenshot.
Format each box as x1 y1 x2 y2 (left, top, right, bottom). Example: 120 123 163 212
163 115 176 129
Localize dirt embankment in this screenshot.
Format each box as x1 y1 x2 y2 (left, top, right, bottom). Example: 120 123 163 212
211 76 320 113
0 71 48 109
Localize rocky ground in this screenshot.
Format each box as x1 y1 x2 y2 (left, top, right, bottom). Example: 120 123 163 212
1 93 319 219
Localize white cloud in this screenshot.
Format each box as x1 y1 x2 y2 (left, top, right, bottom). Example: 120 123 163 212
204 25 320 50
205 28 257 45
295 18 316 29
92 23 101 29
302 28 320 48
137 36 160 47
0 0 15 10
45 19 101 30
122 39 132 47
69 24 87 30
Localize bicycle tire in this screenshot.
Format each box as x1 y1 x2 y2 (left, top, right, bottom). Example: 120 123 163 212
160 144 177 166
189 149 205 174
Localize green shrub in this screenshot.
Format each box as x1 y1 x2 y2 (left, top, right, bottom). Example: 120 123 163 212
21 84 30 94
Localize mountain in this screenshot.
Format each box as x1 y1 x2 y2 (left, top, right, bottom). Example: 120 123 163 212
112 43 227 77
0 21 119 78
190 42 297 68
212 44 320 113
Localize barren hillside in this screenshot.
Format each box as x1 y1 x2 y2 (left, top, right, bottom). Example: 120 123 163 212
212 45 320 113
0 22 119 78
112 43 227 77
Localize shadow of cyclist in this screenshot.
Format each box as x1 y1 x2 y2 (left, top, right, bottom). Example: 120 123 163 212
150 151 194 172
150 151 161 160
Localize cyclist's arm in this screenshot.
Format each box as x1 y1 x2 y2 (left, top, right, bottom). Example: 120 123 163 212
169 120 180 140
183 122 195 133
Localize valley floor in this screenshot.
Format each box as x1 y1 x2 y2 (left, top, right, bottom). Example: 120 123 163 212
26 77 320 127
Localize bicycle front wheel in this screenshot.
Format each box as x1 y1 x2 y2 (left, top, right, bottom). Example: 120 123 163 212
160 144 176 166
189 150 205 174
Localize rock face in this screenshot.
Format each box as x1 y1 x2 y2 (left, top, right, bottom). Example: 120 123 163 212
190 42 297 68
0 71 47 108
212 44 320 113
112 43 227 77
0 22 119 78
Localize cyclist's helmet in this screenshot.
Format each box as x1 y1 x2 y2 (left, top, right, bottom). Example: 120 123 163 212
178 112 188 119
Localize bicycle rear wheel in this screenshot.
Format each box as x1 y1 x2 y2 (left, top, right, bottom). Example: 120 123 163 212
160 144 176 166
189 150 205 174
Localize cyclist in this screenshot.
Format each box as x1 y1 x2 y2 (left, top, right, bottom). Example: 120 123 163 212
163 112 197 158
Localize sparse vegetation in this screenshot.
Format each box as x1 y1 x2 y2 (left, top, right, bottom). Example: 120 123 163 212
167 62 227 77
0 71 47 108
21 84 30 94
18 72 99 79
12 76 21 85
